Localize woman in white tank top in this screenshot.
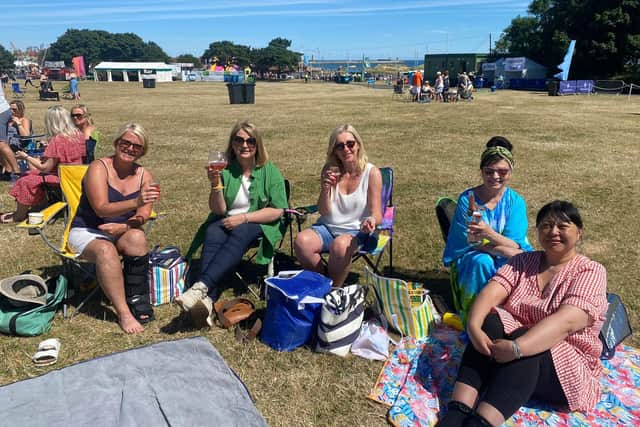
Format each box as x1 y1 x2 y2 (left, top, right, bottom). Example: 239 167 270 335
294 124 382 286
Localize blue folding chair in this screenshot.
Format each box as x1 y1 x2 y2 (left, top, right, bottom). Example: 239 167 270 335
290 167 395 275
11 82 25 97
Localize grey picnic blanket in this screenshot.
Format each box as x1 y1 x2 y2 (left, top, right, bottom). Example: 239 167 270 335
0 337 268 427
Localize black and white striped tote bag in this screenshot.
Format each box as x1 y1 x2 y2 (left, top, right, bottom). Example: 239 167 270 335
315 285 367 357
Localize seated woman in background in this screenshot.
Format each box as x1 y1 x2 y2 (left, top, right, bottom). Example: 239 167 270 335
0 100 32 179
1 106 86 223
177 121 288 328
443 136 531 321
68 123 160 334
437 201 607 427
294 124 382 287
71 104 100 163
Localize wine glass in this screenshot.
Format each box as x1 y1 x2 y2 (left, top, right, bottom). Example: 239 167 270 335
328 165 341 185
208 150 228 190
148 179 161 212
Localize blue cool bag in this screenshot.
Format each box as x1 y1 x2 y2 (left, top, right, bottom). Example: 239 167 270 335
261 270 332 351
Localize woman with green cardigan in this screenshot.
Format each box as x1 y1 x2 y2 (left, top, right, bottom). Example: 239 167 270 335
178 120 288 328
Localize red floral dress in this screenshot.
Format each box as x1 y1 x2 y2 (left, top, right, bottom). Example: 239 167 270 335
9 133 86 206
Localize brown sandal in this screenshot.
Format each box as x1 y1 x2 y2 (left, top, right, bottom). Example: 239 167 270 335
213 298 256 329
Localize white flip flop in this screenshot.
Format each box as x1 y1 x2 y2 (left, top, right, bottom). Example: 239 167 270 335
32 338 61 366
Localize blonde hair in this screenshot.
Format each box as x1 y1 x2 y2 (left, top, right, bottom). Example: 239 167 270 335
44 106 81 139
325 124 368 173
71 104 94 125
225 120 268 167
112 122 150 156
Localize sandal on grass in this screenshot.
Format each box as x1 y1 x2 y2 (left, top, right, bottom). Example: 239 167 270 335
32 338 61 366
213 298 256 329
0 212 14 224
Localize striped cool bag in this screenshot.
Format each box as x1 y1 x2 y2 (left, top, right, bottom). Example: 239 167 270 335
149 246 187 306
364 267 438 339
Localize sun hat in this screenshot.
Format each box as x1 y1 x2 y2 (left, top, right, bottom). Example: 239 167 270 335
0 274 48 307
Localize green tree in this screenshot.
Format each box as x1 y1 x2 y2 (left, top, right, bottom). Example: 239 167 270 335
0 44 16 72
202 41 251 67
174 54 202 68
496 0 639 78
251 38 301 74
48 29 170 67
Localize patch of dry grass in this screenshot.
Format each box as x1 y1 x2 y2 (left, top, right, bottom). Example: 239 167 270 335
0 81 638 426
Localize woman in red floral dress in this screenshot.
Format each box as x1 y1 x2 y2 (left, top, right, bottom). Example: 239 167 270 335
1 106 85 223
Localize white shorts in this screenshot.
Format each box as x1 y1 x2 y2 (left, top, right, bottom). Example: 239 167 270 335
68 227 115 256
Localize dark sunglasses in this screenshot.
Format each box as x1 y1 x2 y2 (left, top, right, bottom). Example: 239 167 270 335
232 135 257 146
482 167 511 177
118 138 144 152
334 140 357 151
71 113 84 119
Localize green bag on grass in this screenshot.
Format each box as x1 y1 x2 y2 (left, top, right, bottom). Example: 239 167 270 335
0 275 67 336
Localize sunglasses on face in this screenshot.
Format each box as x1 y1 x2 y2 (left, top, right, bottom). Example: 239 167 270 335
71 113 84 119
482 167 511 177
118 138 144 152
334 140 357 151
232 135 257 146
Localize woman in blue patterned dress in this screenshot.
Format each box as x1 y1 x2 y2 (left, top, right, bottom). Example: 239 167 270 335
443 136 532 322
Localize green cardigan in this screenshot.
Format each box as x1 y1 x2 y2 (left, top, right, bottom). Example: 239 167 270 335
185 160 288 265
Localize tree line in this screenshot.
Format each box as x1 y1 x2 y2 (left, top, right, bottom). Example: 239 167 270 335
494 0 639 79
0 29 300 75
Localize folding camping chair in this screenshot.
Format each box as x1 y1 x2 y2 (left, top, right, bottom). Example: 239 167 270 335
17 164 158 318
11 82 25 97
184 179 293 299
290 167 396 276
435 196 457 242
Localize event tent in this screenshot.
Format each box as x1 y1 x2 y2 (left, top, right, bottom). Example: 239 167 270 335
93 62 172 82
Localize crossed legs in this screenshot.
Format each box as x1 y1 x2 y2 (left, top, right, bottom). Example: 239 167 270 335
437 313 567 426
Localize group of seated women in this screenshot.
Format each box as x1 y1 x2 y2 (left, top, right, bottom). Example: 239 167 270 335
0 103 99 223
11 115 607 424
437 137 608 426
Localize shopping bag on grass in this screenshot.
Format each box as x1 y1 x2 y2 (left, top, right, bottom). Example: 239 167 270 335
315 284 367 356
149 246 187 306
364 267 439 339
261 270 331 351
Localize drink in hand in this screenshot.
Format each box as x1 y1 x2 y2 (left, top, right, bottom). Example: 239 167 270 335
208 151 227 190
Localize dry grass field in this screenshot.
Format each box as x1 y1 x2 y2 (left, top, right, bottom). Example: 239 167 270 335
0 80 638 426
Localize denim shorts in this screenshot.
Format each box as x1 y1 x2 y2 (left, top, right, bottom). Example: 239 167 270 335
311 224 378 253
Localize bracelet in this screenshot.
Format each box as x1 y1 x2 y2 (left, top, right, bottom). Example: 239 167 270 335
511 339 522 359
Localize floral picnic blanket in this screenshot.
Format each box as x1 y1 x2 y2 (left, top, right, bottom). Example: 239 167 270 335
369 326 640 426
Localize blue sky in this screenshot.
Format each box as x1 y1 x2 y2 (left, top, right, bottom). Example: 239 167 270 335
4 0 530 60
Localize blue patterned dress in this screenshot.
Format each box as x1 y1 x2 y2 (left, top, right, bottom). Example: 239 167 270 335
443 187 532 322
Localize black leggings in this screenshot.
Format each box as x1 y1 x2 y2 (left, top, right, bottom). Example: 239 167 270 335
456 313 567 419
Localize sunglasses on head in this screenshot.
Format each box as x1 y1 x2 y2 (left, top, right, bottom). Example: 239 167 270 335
334 140 357 151
118 138 144 152
71 113 84 119
232 135 257 146
482 166 511 177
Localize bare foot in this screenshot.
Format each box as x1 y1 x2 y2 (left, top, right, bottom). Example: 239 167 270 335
119 313 144 334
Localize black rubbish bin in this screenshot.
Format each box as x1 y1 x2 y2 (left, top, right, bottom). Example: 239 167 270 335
243 83 255 104
547 81 558 96
226 83 244 104
142 77 156 88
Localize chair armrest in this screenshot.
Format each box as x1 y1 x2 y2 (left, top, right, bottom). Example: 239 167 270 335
17 202 67 229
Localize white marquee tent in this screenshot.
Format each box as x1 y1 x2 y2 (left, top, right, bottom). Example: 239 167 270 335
93 62 172 82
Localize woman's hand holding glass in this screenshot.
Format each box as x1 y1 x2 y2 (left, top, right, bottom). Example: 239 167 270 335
360 216 376 234
208 151 227 191
138 181 161 206
321 167 340 191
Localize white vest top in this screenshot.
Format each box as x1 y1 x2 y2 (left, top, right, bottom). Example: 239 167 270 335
319 162 373 235
227 175 251 216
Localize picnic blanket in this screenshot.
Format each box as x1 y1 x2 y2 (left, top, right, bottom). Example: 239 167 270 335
369 326 640 426
0 337 267 427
